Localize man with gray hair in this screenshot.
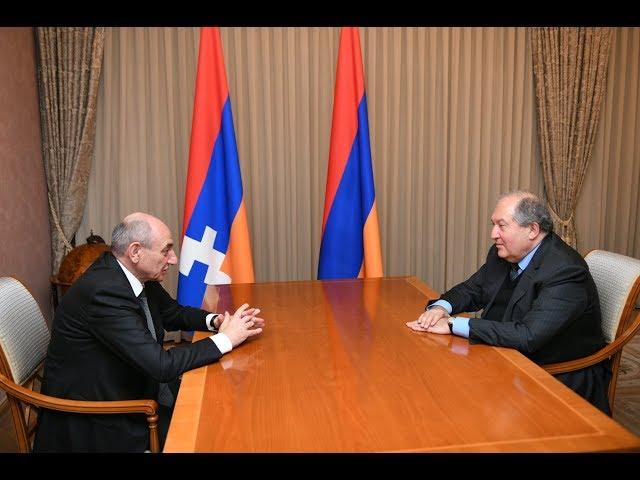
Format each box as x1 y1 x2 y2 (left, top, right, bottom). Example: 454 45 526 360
407 191 611 414
34 212 265 452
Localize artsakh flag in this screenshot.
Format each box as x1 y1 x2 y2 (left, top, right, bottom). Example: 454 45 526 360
318 27 383 280
177 27 254 308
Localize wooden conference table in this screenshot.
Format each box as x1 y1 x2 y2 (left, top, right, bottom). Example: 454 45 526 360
164 276 640 452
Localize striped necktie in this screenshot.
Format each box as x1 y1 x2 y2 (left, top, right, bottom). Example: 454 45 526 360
138 290 174 407
510 263 520 281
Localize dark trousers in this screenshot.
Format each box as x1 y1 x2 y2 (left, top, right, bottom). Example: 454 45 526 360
555 359 612 416
157 404 174 451
157 377 181 451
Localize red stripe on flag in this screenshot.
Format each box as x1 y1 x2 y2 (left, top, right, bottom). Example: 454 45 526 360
182 27 230 238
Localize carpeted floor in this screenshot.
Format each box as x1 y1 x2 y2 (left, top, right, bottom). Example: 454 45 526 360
612 332 640 437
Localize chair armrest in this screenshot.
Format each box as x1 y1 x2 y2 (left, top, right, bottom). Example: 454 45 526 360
542 312 640 375
0 373 160 453
0 373 157 415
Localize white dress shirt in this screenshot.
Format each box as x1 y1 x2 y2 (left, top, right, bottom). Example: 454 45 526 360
115 258 232 354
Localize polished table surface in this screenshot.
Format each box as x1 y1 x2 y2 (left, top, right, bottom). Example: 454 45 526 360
164 277 640 452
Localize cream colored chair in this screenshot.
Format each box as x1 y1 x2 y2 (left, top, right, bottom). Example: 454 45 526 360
543 250 640 413
0 277 160 452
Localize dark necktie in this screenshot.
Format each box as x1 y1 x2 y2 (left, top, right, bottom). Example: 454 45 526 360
510 263 520 281
138 290 174 407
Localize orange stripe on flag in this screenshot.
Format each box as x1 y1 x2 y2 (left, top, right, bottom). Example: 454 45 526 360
220 200 255 283
358 202 383 278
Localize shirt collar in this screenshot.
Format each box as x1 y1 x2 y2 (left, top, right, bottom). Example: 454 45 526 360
517 240 543 273
115 258 144 297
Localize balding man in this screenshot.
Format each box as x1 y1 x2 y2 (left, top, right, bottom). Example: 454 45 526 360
407 191 611 414
34 213 264 452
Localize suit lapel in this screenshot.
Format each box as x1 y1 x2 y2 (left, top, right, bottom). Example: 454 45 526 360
104 253 162 342
503 234 552 321
482 262 510 317
504 269 533 318
144 284 164 343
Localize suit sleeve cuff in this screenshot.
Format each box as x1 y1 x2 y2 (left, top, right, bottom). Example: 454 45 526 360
210 333 232 354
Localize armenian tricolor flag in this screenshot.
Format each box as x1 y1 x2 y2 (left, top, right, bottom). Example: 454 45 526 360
318 27 383 280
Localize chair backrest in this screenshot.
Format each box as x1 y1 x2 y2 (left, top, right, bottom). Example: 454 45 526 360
585 250 640 410
0 277 51 451
0 277 50 385
585 250 640 344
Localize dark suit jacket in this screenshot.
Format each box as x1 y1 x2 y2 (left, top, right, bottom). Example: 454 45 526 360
431 233 611 413
33 252 223 452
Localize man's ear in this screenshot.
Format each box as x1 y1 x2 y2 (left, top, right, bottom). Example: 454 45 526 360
127 242 142 263
528 222 541 239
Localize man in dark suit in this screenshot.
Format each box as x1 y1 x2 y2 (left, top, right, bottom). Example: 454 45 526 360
407 191 611 414
33 212 265 452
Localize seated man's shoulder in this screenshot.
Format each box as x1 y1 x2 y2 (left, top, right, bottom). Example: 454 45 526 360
72 265 137 304
540 249 590 283
80 264 128 290
548 235 587 267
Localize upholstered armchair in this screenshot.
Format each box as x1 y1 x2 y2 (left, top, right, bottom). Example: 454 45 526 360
0 277 160 452
543 250 640 413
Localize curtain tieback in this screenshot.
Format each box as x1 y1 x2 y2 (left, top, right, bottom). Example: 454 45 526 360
47 192 74 252
548 204 574 229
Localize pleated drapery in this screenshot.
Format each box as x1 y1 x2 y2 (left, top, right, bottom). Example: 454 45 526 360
78 27 640 296
531 27 612 247
36 27 105 273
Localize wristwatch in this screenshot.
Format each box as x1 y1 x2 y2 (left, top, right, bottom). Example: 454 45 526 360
447 317 454 334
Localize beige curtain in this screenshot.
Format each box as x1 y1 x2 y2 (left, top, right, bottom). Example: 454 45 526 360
79 27 540 296
35 27 105 273
531 27 612 247
77 28 200 297
363 27 541 290
576 28 640 259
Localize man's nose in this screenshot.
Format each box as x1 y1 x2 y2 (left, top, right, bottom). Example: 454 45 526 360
168 250 178 264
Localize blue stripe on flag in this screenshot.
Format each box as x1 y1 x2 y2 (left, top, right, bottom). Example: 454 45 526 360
185 98 243 255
